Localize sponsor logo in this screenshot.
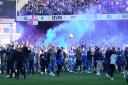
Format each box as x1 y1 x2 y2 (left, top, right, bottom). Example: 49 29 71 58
52 16 62 20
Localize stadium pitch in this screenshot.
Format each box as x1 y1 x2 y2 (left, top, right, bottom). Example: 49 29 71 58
0 72 127 85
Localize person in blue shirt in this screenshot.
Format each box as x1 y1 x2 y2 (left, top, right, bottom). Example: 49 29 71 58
49 46 57 76
116 47 125 73
28 48 35 74
69 47 76 72
56 47 63 76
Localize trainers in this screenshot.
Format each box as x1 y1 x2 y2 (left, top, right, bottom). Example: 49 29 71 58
49 73 52 76
69 71 73 72
41 72 43 75
110 78 114 80
106 73 110 78
12 73 15 78
52 74 55 77
87 71 92 73
5 75 10 78
123 74 126 79
96 72 100 76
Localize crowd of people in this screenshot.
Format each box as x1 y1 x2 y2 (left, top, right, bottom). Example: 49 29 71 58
0 42 128 80
17 28 46 46
17 0 128 15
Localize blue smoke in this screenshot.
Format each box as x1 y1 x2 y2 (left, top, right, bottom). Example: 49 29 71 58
44 19 95 48
43 6 98 48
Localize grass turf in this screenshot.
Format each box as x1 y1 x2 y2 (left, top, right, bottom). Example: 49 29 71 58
0 72 127 85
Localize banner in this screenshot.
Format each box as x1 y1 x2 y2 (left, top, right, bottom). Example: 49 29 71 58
16 14 128 21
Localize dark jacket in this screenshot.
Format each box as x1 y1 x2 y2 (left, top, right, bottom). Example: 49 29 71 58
75 48 82 60
87 50 92 60
94 51 102 61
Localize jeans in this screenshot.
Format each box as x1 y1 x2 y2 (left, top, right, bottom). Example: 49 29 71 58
82 60 87 71
96 60 103 73
86 60 92 72
50 60 56 74
69 57 76 71
29 61 34 74
104 60 110 74
1 61 7 74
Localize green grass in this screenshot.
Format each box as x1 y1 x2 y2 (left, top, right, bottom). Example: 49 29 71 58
0 72 127 85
